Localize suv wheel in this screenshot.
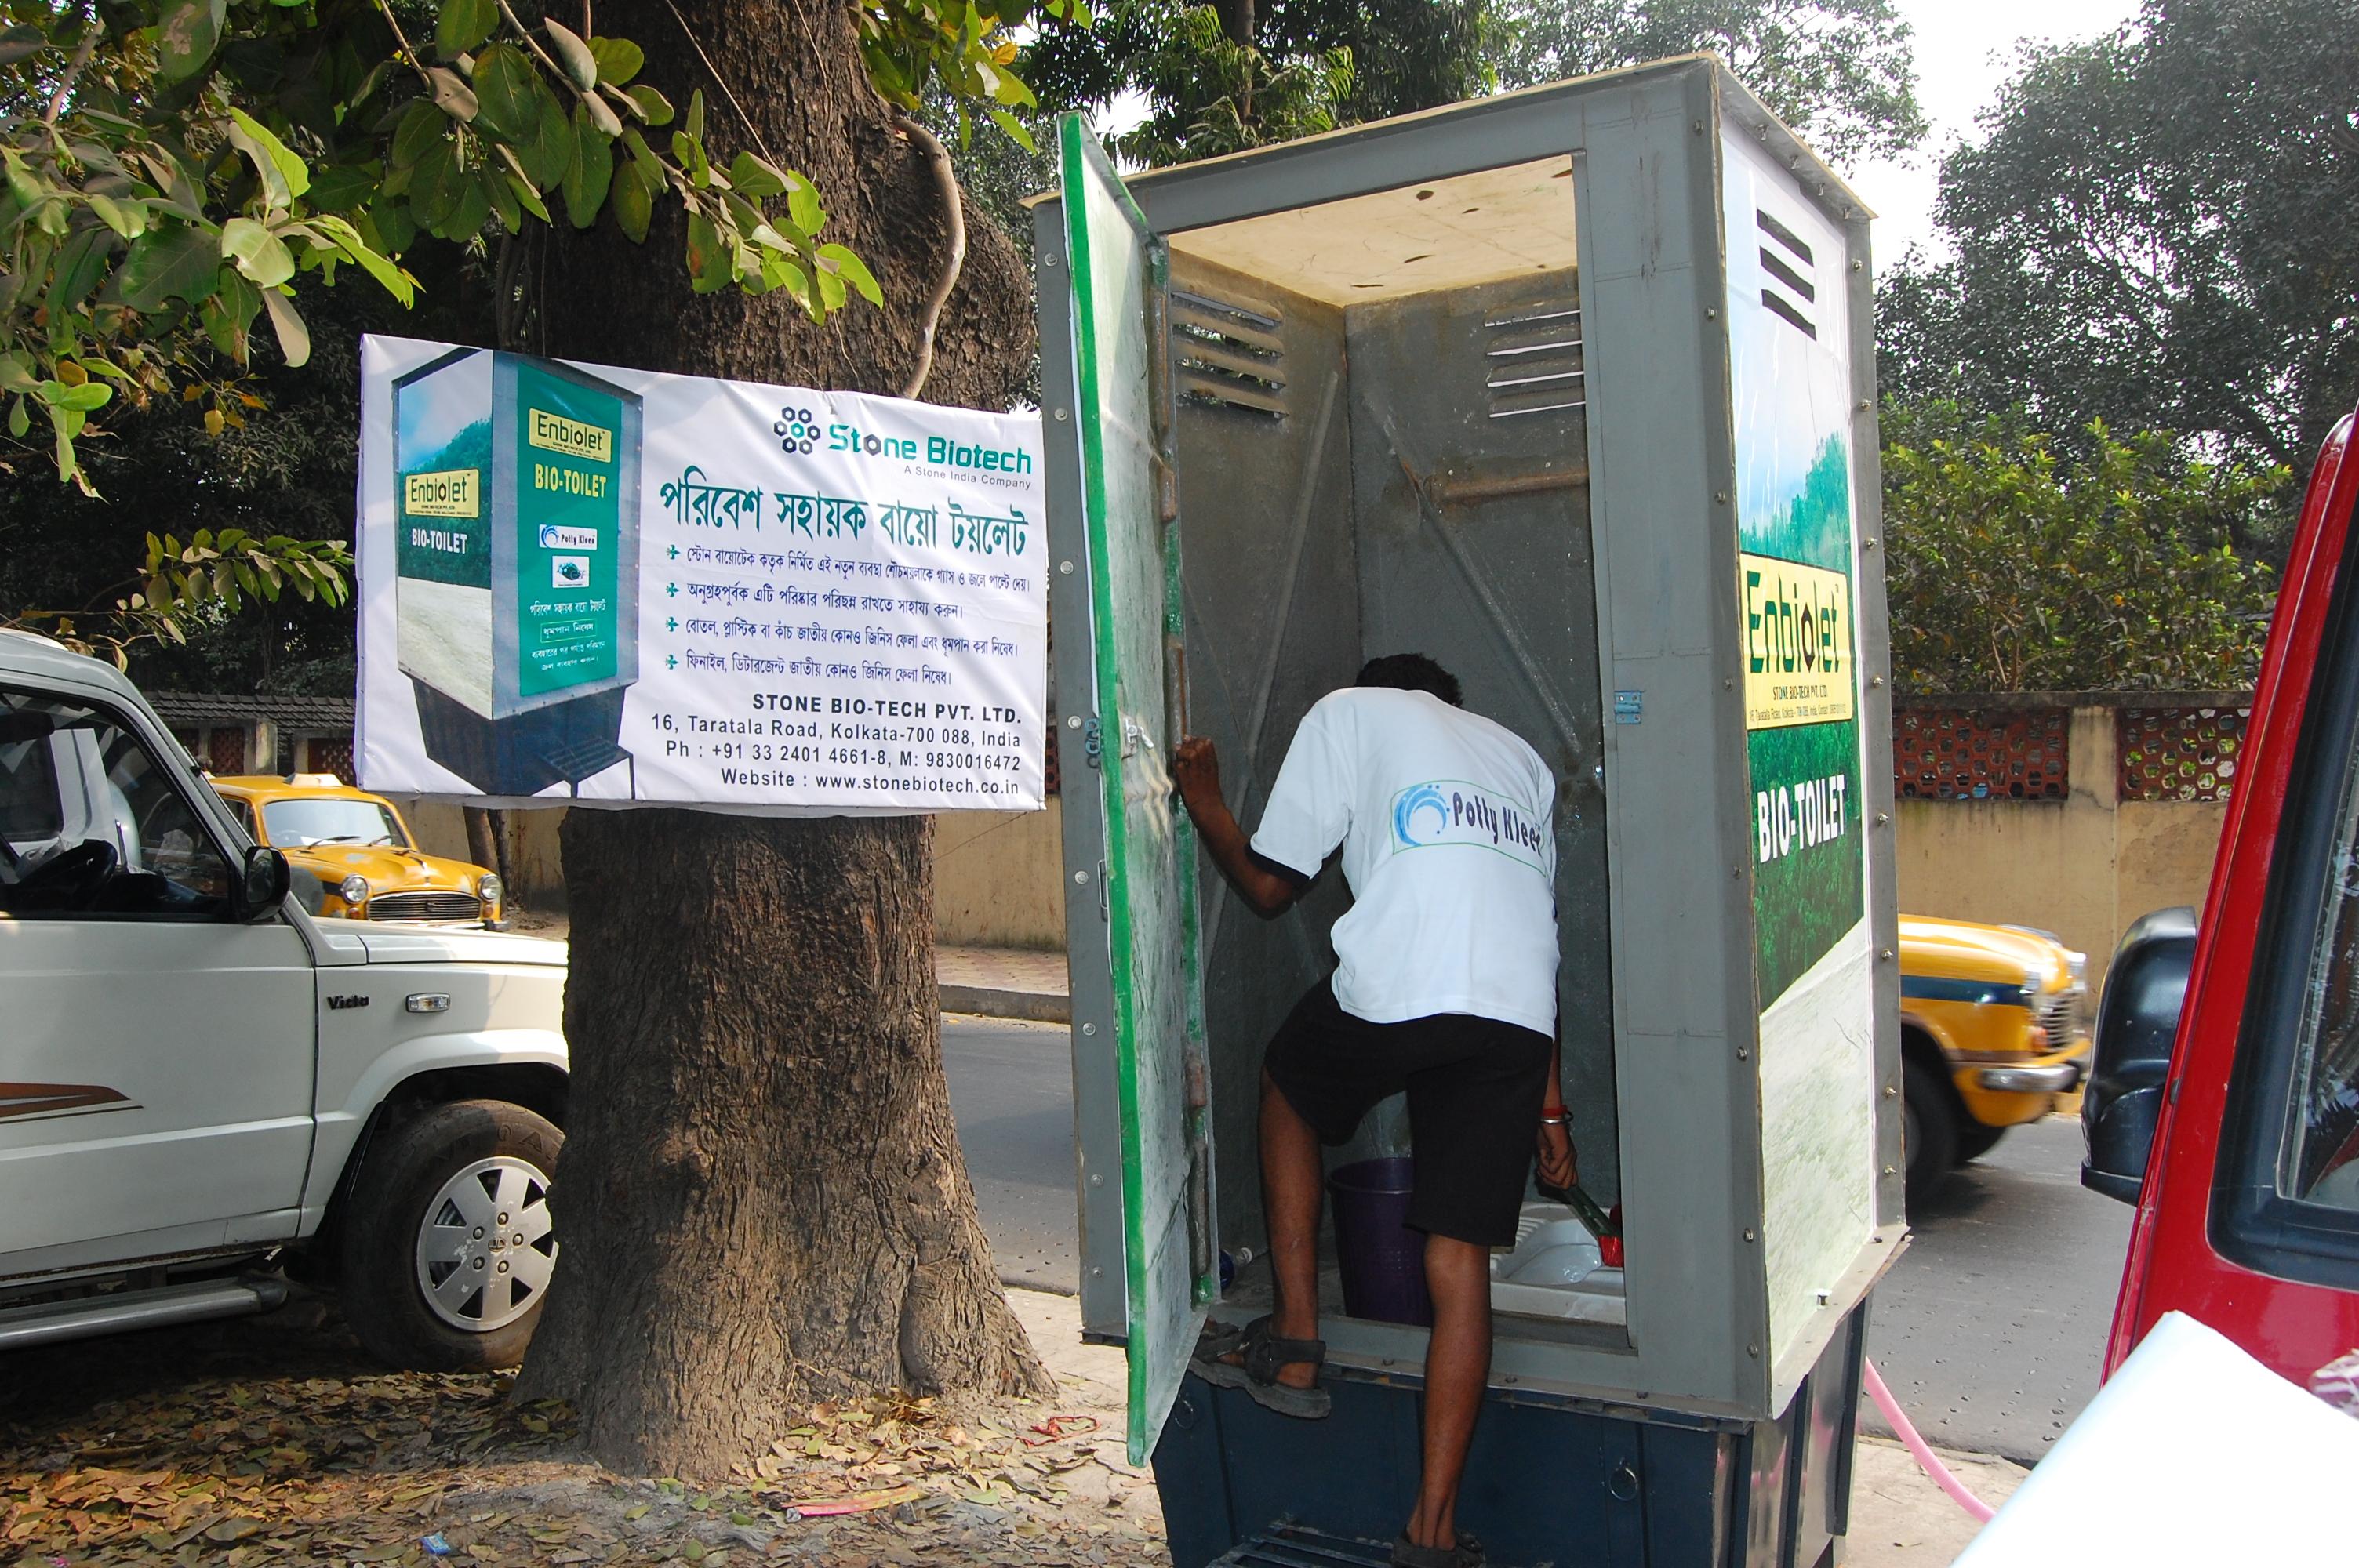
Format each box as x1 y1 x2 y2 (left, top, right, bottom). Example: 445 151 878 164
1903 1057 1957 1199
340 1098 562 1371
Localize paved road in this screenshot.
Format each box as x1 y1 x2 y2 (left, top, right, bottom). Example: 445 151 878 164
1865 1116 2133 1462
943 1015 1084 1295
943 1017 2129 1463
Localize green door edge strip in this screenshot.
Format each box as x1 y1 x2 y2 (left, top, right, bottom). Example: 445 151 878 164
1059 111 1193 1466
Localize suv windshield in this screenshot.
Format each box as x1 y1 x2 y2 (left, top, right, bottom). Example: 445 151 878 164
262 797 408 848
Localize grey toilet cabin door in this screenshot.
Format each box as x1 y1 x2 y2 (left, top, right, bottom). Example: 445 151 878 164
1056 111 1217 1465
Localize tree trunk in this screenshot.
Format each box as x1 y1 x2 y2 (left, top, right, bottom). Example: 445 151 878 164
511 0 1050 1478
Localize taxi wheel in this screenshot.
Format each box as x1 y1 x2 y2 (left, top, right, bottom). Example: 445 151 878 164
340 1099 562 1372
1954 1120 2008 1164
1903 1058 1957 1196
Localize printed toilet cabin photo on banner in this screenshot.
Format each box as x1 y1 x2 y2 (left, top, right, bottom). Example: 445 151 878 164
390 347 645 798
356 336 1050 815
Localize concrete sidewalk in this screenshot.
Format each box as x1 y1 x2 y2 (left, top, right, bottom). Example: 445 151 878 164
1007 1286 2024 1566
939 942 1071 1022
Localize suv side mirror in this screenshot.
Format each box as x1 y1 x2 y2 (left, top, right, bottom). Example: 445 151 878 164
235 844 291 921
2082 906 2198 1203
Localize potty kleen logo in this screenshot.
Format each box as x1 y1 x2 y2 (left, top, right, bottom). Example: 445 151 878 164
537 524 600 550
1389 779 1550 874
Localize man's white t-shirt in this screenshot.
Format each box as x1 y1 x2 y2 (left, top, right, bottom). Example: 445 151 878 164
1249 686 1560 1036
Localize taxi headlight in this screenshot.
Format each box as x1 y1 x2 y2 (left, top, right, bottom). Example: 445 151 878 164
477 873 503 909
340 873 370 906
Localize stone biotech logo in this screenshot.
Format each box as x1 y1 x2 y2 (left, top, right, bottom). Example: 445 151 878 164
405 469 478 517
776 404 1034 476
774 406 823 454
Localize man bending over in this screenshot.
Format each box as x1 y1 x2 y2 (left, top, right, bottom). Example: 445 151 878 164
1173 653 1575 1568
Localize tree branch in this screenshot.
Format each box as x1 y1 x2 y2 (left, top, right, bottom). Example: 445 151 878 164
891 114 965 402
44 15 102 125
373 0 433 83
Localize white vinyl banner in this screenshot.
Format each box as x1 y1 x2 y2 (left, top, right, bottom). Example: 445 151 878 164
355 335 1046 814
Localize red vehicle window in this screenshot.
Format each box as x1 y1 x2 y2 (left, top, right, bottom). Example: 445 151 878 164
2211 469 2359 1289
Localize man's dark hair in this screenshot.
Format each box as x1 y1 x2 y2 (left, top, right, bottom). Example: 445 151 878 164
1355 653 1462 707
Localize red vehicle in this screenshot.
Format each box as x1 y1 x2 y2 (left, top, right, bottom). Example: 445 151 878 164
2082 402 2359 1385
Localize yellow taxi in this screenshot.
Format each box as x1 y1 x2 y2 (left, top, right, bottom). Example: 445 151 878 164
1900 913 2091 1192
209 774 504 927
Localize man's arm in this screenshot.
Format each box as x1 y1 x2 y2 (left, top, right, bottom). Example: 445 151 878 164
1537 1035 1576 1189
1172 735 1307 916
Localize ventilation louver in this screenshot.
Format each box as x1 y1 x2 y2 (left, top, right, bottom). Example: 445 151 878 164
1484 300 1583 420
1171 289 1286 417
1755 208 1818 339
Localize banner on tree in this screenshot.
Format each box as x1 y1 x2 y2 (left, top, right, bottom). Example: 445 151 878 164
355 335 1047 815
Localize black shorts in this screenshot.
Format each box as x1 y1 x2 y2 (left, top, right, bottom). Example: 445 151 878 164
1264 978 1554 1247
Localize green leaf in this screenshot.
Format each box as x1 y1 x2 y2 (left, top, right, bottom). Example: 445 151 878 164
544 18 598 91
40 379 114 413
48 228 115 314
728 151 787 199
485 166 523 232
685 87 706 142
154 0 226 82
610 160 654 242
408 137 464 229
118 223 220 309
588 36 642 85
518 82 576 188
988 108 1037 153
685 209 722 287
442 175 491 240
507 172 552 225
671 132 708 187
818 243 882 307
227 108 311 200
307 163 380 214
623 85 673 126
562 109 616 228
392 99 447 168
0 354 36 395
622 129 663 178
221 218 296 288
88 193 149 241
434 0 497 59
260 288 310 366
787 178 823 236
6 397 26 439
471 42 537 141
0 24 45 67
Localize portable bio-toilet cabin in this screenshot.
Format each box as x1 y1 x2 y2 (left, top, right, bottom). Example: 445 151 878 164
1033 56 1903 1568
392 346 644 797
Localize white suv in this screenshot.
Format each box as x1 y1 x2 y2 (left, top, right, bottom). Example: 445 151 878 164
0 630 569 1370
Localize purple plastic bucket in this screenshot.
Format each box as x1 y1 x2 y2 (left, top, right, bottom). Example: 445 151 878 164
1329 1156 1434 1327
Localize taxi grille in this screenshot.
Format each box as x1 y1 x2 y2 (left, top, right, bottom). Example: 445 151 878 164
2034 985 2086 1044
365 891 484 924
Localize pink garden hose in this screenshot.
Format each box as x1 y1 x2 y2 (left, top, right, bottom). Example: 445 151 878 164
1862 1356 1997 1523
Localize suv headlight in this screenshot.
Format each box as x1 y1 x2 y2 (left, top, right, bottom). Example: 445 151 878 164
477 873 503 909
340 873 370 906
